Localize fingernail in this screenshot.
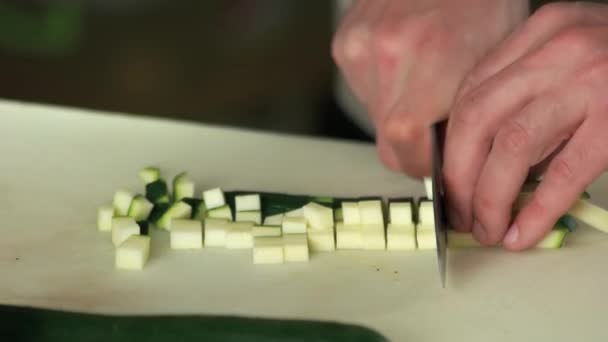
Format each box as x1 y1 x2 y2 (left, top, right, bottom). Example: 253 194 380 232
448 207 462 230
472 220 486 241
504 224 519 245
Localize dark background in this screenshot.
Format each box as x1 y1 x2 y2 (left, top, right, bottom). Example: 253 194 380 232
0 0 372 142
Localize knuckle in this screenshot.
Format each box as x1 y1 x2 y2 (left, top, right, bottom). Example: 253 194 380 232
547 157 576 184
496 120 532 155
337 25 371 63
533 2 573 26
551 27 596 54
457 73 481 100
382 116 425 146
372 21 406 70
451 95 482 128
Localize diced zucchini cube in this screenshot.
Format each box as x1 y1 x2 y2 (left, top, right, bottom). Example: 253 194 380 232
285 208 304 218
390 202 413 225
97 205 114 232
263 213 284 226
204 218 229 247
112 217 140 247
115 235 151 270
387 224 417 250
225 222 254 249
235 194 261 212
446 231 482 248
307 229 335 252
139 166 161 185
146 180 170 204
359 200 384 225
253 237 284 264
170 219 203 249
113 189 135 217
303 202 334 230
203 188 226 210
127 195 154 222
417 201 435 226
207 205 233 221
159 201 192 230
361 224 385 250
336 223 362 250
417 229 437 250
173 173 195 202
334 208 343 222
252 225 282 237
424 177 433 200
341 202 360 225
282 216 307 234
283 234 309 262
236 211 262 225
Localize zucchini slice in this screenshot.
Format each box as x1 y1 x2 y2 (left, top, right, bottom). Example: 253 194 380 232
0 304 390 341
567 198 608 233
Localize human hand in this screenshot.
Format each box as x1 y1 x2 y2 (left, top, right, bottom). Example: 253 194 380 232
444 2 608 251
332 0 528 177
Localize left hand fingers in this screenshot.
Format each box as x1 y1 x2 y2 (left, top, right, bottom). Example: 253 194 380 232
471 89 587 245
443 62 564 233
504 114 608 251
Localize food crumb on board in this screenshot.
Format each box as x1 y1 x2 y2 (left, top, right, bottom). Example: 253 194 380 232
15 257 19 261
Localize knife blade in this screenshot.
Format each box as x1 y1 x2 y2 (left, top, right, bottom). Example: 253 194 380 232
430 121 448 288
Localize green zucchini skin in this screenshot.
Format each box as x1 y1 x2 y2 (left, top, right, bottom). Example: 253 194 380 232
0 305 389 342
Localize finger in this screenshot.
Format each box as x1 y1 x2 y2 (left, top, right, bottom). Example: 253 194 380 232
376 134 401 172
382 39 467 178
471 90 588 245
332 0 386 108
444 63 558 233
456 3 592 98
370 1 414 115
504 115 608 251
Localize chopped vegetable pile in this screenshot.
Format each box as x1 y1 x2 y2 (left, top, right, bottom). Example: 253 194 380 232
96 167 606 271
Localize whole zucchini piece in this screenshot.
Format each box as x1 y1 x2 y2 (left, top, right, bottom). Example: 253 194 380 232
0 305 389 342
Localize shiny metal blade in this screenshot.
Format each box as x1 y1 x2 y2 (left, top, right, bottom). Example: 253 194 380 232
431 121 448 288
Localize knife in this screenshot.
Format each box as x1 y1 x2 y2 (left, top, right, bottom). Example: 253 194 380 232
430 121 448 288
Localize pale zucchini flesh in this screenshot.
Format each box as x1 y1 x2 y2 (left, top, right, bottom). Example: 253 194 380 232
113 190 135 217
170 219 203 249
139 167 161 185
97 205 114 232
115 235 151 270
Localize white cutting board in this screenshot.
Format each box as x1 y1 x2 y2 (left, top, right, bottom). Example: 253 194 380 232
1 99 607 342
